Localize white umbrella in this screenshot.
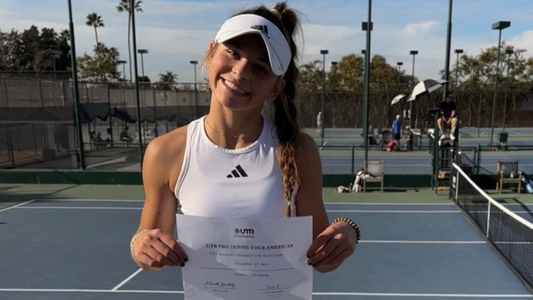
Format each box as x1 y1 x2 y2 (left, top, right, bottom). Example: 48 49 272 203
407 79 447 102
390 94 406 106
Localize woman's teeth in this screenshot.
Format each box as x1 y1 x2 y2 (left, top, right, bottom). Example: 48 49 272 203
224 79 246 95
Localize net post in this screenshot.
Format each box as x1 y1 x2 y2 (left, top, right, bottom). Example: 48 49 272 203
486 202 491 238
454 167 460 202
351 146 355 175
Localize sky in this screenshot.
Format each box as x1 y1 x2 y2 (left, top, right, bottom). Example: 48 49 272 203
1 0 532 83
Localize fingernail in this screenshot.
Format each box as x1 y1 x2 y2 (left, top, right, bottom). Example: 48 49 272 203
307 260 312 265
184 258 189 262
181 263 185 267
306 255 310 259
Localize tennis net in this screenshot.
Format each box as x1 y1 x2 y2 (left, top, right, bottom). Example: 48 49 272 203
450 162 533 290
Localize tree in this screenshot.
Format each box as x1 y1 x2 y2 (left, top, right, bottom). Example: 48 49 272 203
157 71 178 90
86 12 105 46
116 0 143 82
77 43 121 82
0 26 71 78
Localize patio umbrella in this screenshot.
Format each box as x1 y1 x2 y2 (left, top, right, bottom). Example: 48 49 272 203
390 94 406 106
407 79 447 102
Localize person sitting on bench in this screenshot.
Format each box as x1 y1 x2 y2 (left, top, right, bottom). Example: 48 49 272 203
438 92 458 141
120 126 133 146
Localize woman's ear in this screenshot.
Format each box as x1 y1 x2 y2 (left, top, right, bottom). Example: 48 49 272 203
205 41 216 67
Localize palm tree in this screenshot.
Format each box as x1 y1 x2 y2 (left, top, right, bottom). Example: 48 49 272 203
158 71 178 90
85 13 104 46
116 0 143 82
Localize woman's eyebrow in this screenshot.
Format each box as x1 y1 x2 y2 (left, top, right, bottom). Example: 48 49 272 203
227 42 270 66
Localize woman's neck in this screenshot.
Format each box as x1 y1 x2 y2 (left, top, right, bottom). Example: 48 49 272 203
204 112 264 150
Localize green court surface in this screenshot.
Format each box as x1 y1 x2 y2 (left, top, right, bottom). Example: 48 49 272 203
2 184 531 210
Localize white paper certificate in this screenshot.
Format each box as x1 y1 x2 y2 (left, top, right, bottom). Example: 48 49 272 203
176 215 313 300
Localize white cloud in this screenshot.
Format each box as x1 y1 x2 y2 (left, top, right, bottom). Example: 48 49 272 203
2 0 533 83
508 30 533 55
404 21 439 36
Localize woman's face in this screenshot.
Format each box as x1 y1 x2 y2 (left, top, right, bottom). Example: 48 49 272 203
206 34 284 112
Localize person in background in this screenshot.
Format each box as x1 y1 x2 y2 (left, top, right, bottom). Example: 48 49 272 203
392 114 402 142
438 92 458 141
316 111 322 135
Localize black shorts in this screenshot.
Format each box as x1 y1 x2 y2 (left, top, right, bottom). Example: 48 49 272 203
394 133 401 140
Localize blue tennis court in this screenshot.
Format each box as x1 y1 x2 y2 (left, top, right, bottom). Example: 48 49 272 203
1 197 532 299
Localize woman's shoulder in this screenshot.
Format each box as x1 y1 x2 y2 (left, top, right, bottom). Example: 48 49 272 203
143 125 188 175
295 131 317 151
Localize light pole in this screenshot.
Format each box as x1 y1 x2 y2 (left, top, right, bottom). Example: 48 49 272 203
409 50 418 128
502 48 513 131
67 0 85 169
454 49 463 95
137 49 149 138
130 0 144 166
137 49 148 83
190 60 198 119
489 21 511 146
442 0 454 100
320 49 328 147
118 60 127 81
362 2 373 172
396 62 403 90
44 50 62 80
331 61 338 87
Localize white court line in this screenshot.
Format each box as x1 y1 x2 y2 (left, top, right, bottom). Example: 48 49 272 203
33 198 144 202
16 206 142 210
0 200 36 213
327 210 459 213
111 268 143 291
0 289 529 297
325 203 455 205
13 206 460 213
360 240 486 244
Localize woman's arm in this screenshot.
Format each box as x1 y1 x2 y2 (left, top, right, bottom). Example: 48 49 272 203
295 133 357 273
131 128 188 271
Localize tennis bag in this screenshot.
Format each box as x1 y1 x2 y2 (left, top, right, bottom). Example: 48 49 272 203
521 171 533 194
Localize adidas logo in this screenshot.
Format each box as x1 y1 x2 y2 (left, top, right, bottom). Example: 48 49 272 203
227 165 248 178
251 25 269 38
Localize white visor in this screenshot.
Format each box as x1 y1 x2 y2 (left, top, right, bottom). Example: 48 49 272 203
215 14 292 77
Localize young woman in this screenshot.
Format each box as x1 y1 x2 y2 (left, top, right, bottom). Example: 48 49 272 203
130 2 359 274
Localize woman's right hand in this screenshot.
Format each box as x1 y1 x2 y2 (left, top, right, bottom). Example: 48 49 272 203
131 228 189 269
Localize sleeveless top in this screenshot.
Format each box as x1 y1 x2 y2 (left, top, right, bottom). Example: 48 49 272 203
174 116 297 218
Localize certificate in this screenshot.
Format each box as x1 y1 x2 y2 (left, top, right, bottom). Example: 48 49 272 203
176 215 313 300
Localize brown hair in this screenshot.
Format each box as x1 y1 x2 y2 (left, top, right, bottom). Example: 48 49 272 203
203 2 303 216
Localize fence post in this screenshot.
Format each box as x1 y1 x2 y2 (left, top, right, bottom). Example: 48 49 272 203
153 88 158 137
351 146 355 175
107 83 113 144
1 79 8 107
61 81 66 106
38 79 44 107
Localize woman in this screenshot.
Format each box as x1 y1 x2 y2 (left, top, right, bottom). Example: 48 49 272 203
130 2 359 274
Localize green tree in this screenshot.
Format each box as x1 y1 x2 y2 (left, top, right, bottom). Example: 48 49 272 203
86 12 105 46
77 43 120 82
158 71 178 90
116 0 143 82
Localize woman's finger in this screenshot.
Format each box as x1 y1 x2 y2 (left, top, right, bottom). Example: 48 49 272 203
308 238 340 266
160 234 188 263
151 238 183 266
317 246 349 266
306 228 335 258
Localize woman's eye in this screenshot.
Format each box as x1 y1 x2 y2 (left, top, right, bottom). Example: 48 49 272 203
227 49 237 56
256 65 268 74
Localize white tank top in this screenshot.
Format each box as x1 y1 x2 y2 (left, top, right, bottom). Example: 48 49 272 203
174 116 289 218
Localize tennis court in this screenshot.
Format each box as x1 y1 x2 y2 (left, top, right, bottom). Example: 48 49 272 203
1 184 533 299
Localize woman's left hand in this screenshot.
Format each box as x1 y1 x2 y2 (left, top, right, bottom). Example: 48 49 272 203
306 221 357 269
